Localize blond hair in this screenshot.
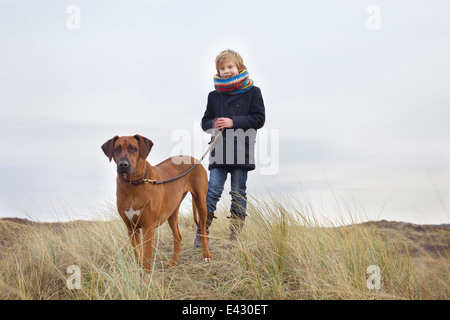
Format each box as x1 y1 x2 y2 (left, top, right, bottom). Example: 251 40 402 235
215 49 246 74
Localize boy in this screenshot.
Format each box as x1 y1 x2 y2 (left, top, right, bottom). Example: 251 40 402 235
194 49 265 247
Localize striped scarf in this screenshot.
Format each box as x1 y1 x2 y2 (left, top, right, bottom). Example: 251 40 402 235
214 69 253 94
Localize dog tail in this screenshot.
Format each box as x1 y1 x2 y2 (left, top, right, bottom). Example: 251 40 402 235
192 200 200 228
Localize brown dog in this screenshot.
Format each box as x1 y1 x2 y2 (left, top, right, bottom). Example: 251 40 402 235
101 134 212 272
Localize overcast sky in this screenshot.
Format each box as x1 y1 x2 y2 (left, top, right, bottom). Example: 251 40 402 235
1 0 449 224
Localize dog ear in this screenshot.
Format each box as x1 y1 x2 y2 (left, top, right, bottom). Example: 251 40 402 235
134 134 154 160
101 136 119 162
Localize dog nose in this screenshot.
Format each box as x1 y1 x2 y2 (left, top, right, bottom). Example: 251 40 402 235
118 160 129 168
117 159 130 173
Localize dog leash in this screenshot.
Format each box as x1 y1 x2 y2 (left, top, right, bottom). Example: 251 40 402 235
120 129 223 186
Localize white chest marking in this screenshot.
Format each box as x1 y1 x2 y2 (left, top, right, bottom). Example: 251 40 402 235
124 206 141 222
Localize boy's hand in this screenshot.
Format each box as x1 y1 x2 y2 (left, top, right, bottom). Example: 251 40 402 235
214 117 233 130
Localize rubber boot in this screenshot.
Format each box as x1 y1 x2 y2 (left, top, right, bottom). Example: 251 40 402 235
229 213 245 241
194 211 215 248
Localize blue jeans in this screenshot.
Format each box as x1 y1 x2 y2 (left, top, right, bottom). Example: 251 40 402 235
206 168 248 217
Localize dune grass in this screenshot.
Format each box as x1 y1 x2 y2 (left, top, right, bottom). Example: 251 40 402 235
0 195 448 300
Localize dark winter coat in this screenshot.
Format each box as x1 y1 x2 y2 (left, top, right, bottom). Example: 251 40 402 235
201 86 266 171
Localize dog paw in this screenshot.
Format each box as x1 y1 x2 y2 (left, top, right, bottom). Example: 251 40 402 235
167 261 178 267
202 257 212 263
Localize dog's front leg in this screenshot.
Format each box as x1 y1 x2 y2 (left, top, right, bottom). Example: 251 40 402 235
141 226 155 273
128 228 143 264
